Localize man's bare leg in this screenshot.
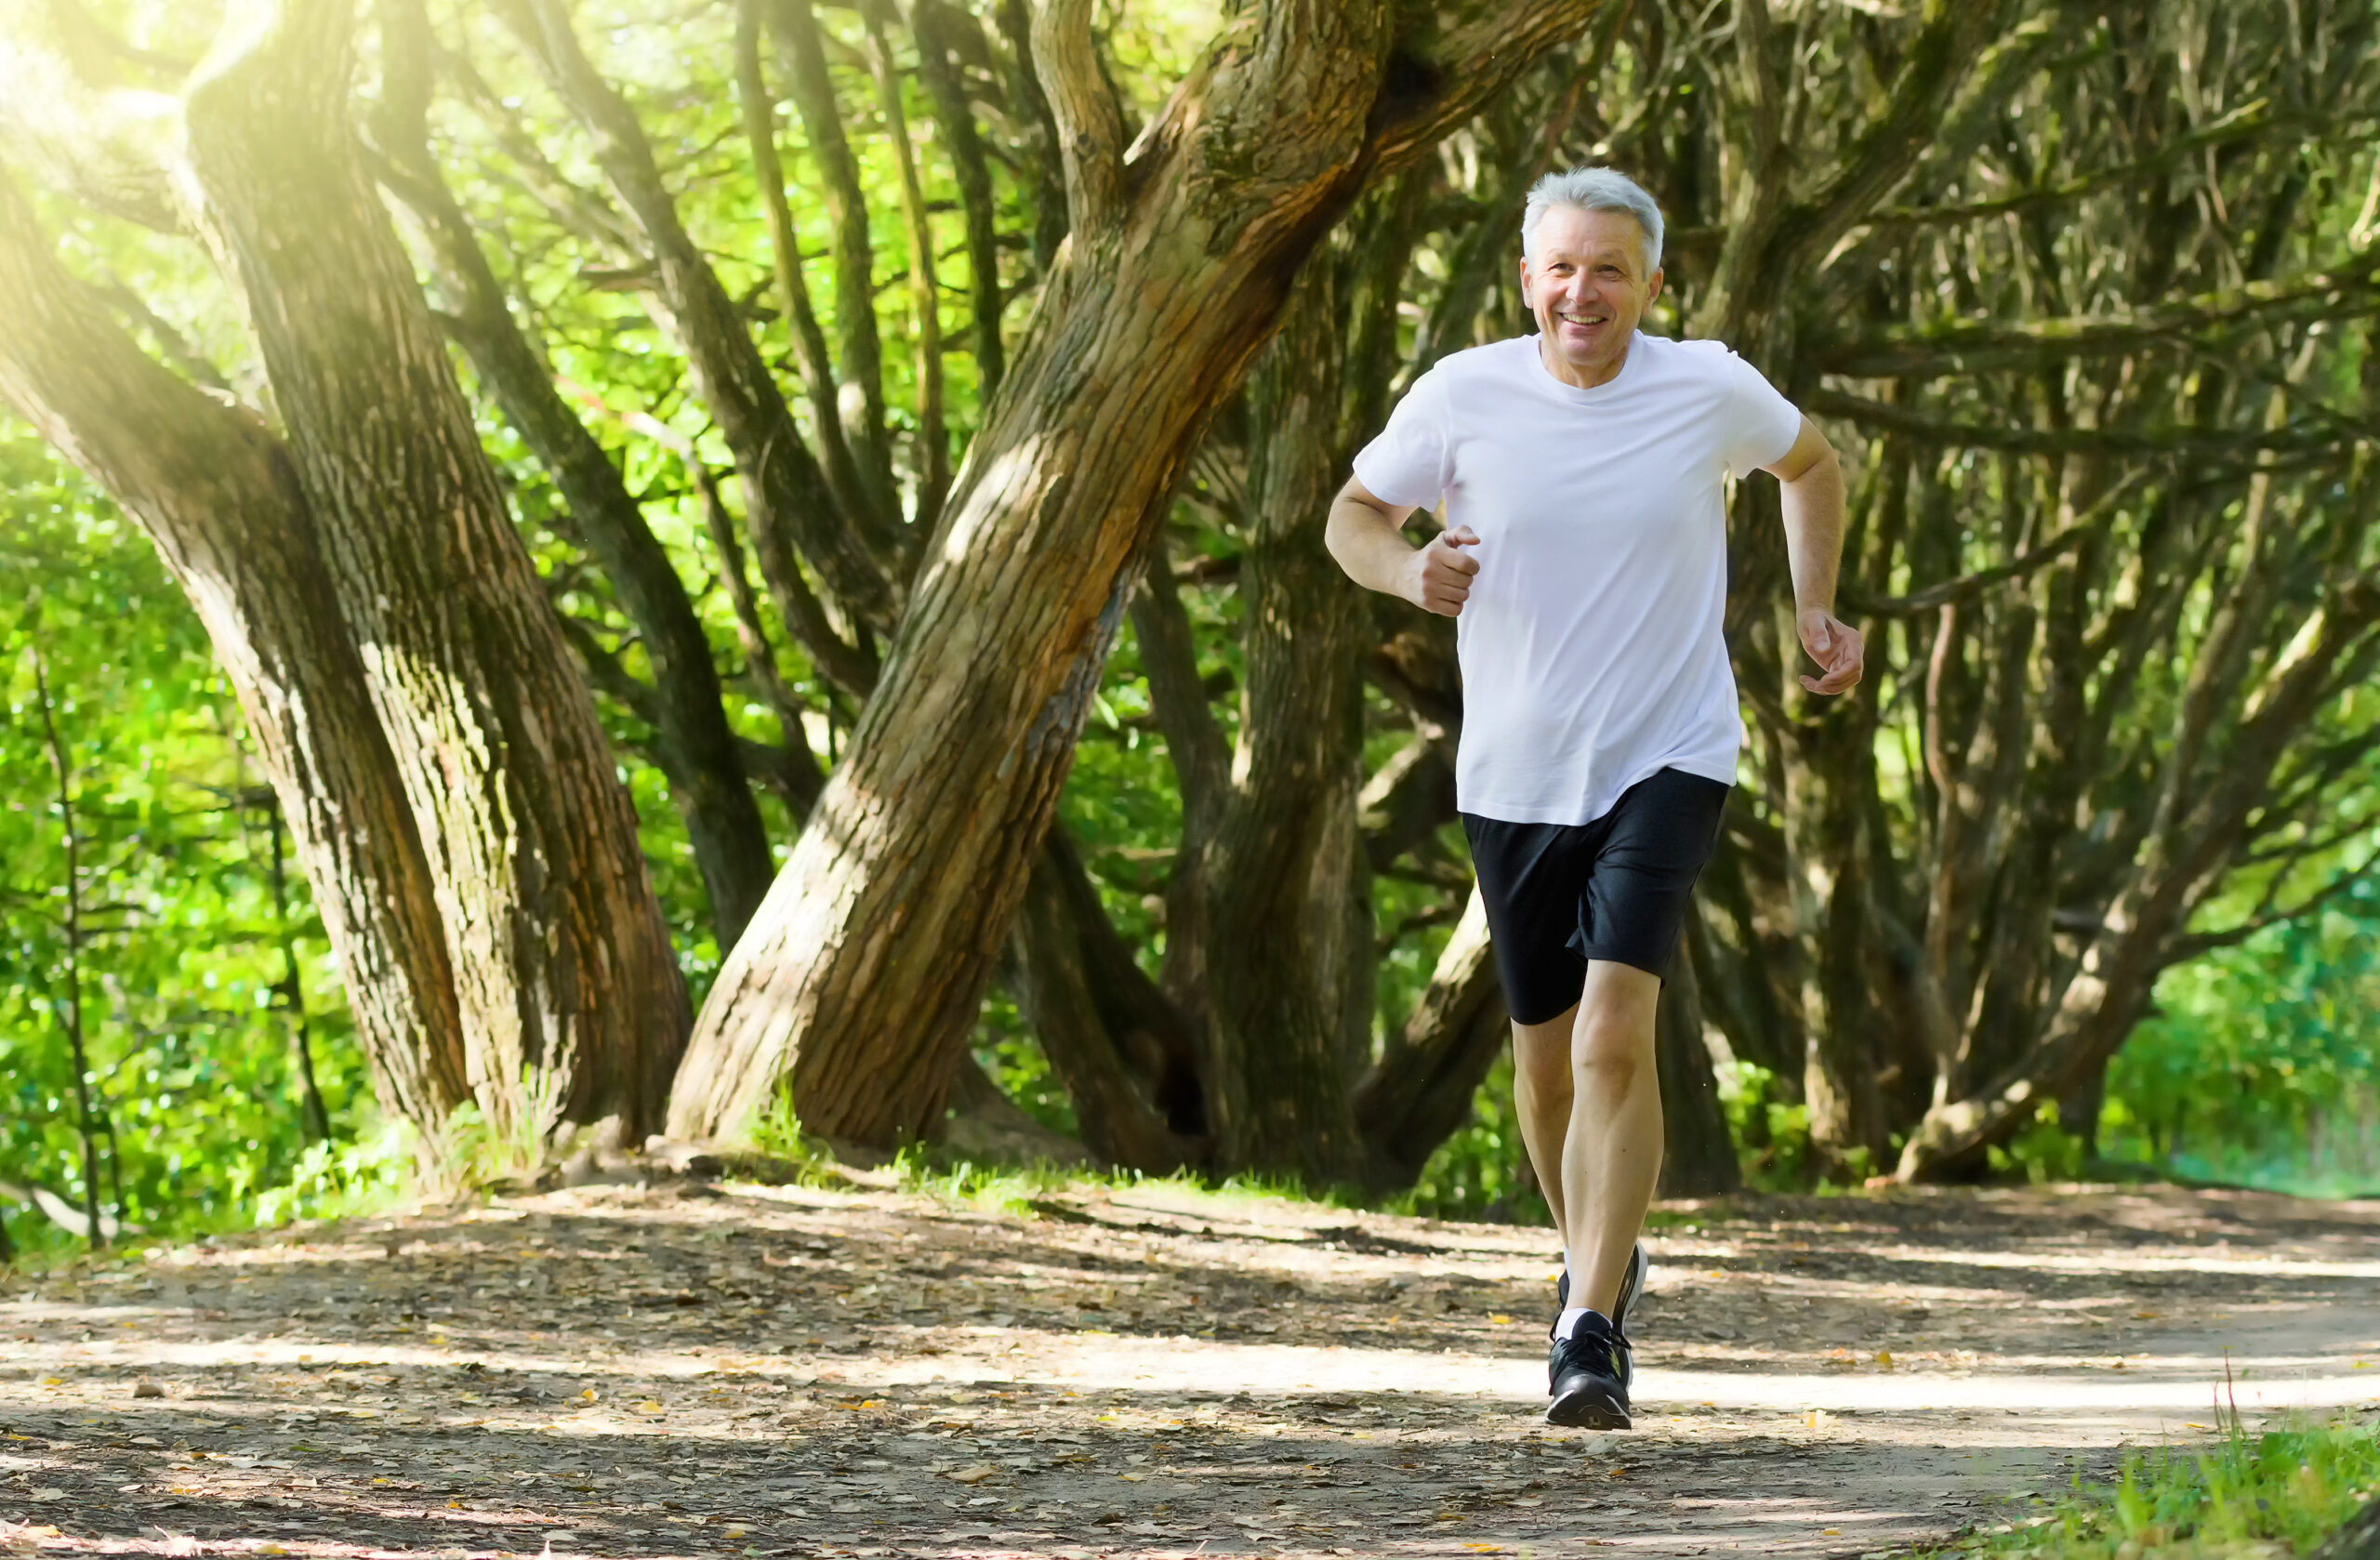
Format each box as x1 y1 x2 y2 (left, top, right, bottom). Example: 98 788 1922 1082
1510 962 1664 1317
1511 1004 1579 1255
1563 962 1663 1317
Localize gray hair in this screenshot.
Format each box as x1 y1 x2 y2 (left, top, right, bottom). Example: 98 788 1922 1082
1522 166 1663 276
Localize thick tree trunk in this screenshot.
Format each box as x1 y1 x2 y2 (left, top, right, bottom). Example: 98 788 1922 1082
1189 253 1385 1184
668 0 1602 1145
1656 915 1741 1197
0 173 470 1143
1352 888 1510 1192
1007 828 1208 1171
180 2 689 1147
371 11 776 949
1786 681 1890 1175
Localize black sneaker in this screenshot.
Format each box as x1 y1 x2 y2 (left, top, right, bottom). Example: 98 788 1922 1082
1545 1314 1632 1429
1551 1242 1646 1382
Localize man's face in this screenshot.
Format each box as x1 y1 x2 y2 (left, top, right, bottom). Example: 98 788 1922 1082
1520 205 1663 387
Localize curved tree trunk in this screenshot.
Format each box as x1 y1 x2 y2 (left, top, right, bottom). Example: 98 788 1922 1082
1007 826 1208 1171
1182 251 1382 1184
0 172 470 1142
178 1 689 1147
668 0 1604 1145
1653 921 1741 1197
370 2 776 951
1352 888 1510 1192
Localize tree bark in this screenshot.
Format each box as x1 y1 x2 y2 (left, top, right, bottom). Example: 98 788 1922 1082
668 0 1604 1146
1184 241 1393 1184
1006 828 1208 1171
1655 914 1741 1196
179 0 688 1147
0 171 471 1144
1352 887 1510 1192
373 0 776 950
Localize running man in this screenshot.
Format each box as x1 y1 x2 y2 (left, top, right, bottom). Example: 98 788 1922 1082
1326 166 1862 1429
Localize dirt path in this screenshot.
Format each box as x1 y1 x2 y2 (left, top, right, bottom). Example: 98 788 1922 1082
5 1176 2376 1560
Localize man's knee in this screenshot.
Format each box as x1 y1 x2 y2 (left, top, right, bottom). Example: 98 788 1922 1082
1568 971 1658 1091
1569 1027 1652 1092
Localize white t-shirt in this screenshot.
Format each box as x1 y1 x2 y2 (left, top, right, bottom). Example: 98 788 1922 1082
1352 331 1801 826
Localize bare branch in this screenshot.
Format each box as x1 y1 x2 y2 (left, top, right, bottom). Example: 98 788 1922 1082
1818 247 2380 377
767 0 903 522
1028 0 1124 236
864 1 951 532
732 0 876 534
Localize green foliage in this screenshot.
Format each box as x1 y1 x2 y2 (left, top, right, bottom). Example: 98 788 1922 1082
738 1085 850 1189
1989 1103 2091 1185
1918 1410 2380 1560
0 433 372 1257
2099 892 2380 1197
1385 1053 1548 1224
972 990 1079 1139
249 1117 417 1228
1716 1059 1815 1191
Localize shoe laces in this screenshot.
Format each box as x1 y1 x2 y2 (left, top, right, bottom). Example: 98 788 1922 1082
1555 1320 1625 1378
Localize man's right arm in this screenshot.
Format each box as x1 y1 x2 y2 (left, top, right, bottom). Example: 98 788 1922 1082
1324 476 1479 616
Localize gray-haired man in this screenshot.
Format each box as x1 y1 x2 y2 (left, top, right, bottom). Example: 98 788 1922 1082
1326 167 1862 1428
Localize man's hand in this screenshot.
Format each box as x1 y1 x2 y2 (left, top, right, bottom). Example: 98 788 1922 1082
1406 526 1480 615
1797 607 1863 694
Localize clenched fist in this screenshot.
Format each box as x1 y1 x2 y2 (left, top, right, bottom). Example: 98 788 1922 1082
1406 525 1480 616
1796 606 1864 694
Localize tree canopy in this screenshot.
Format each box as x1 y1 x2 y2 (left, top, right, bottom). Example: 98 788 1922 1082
3 0 2377 1249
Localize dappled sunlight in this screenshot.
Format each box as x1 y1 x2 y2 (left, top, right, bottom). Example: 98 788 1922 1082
5 1181 2375 1556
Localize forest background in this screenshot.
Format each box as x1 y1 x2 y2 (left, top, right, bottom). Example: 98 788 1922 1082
4 0 2379 1259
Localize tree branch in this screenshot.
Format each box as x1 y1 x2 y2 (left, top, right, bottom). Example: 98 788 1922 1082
0 9 182 231
1818 247 2380 378
908 0 1007 398
493 0 900 628
767 0 903 523
1353 886 1508 1194
1840 469 2143 616
732 0 876 535
1128 535 1228 825
863 1 951 533
1029 0 1124 236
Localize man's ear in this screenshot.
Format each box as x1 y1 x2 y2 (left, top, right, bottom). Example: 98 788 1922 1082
1646 266 1664 303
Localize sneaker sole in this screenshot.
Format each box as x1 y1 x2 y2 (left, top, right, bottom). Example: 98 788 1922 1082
1544 1382 1632 1430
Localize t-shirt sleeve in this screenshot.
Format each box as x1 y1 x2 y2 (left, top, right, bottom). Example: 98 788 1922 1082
1350 369 1452 509
1719 350 1805 479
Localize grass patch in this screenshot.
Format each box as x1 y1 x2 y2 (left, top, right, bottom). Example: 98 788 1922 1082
1919 1408 2377 1559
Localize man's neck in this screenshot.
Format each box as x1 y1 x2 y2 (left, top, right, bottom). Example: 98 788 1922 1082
1538 330 1633 390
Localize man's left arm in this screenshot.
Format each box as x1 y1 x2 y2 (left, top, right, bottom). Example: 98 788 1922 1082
1763 416 1863 696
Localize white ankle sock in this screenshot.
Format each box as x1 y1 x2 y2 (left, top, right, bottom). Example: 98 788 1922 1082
1554 1306 1608 1341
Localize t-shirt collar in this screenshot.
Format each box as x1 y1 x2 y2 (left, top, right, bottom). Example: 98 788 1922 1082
1527 329 1644 404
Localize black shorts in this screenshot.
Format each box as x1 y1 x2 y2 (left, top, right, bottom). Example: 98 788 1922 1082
1461 768 1730 1025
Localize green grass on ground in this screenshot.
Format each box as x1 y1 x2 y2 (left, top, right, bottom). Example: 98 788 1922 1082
1919 1408 2378 1559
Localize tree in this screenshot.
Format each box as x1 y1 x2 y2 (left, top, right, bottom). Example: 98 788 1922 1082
667 0 1606 1147
0 0 690 1157
1600 0 2380 1179
10 0 2370 1210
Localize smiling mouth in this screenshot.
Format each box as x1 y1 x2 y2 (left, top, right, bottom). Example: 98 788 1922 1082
1558 311 1608 331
